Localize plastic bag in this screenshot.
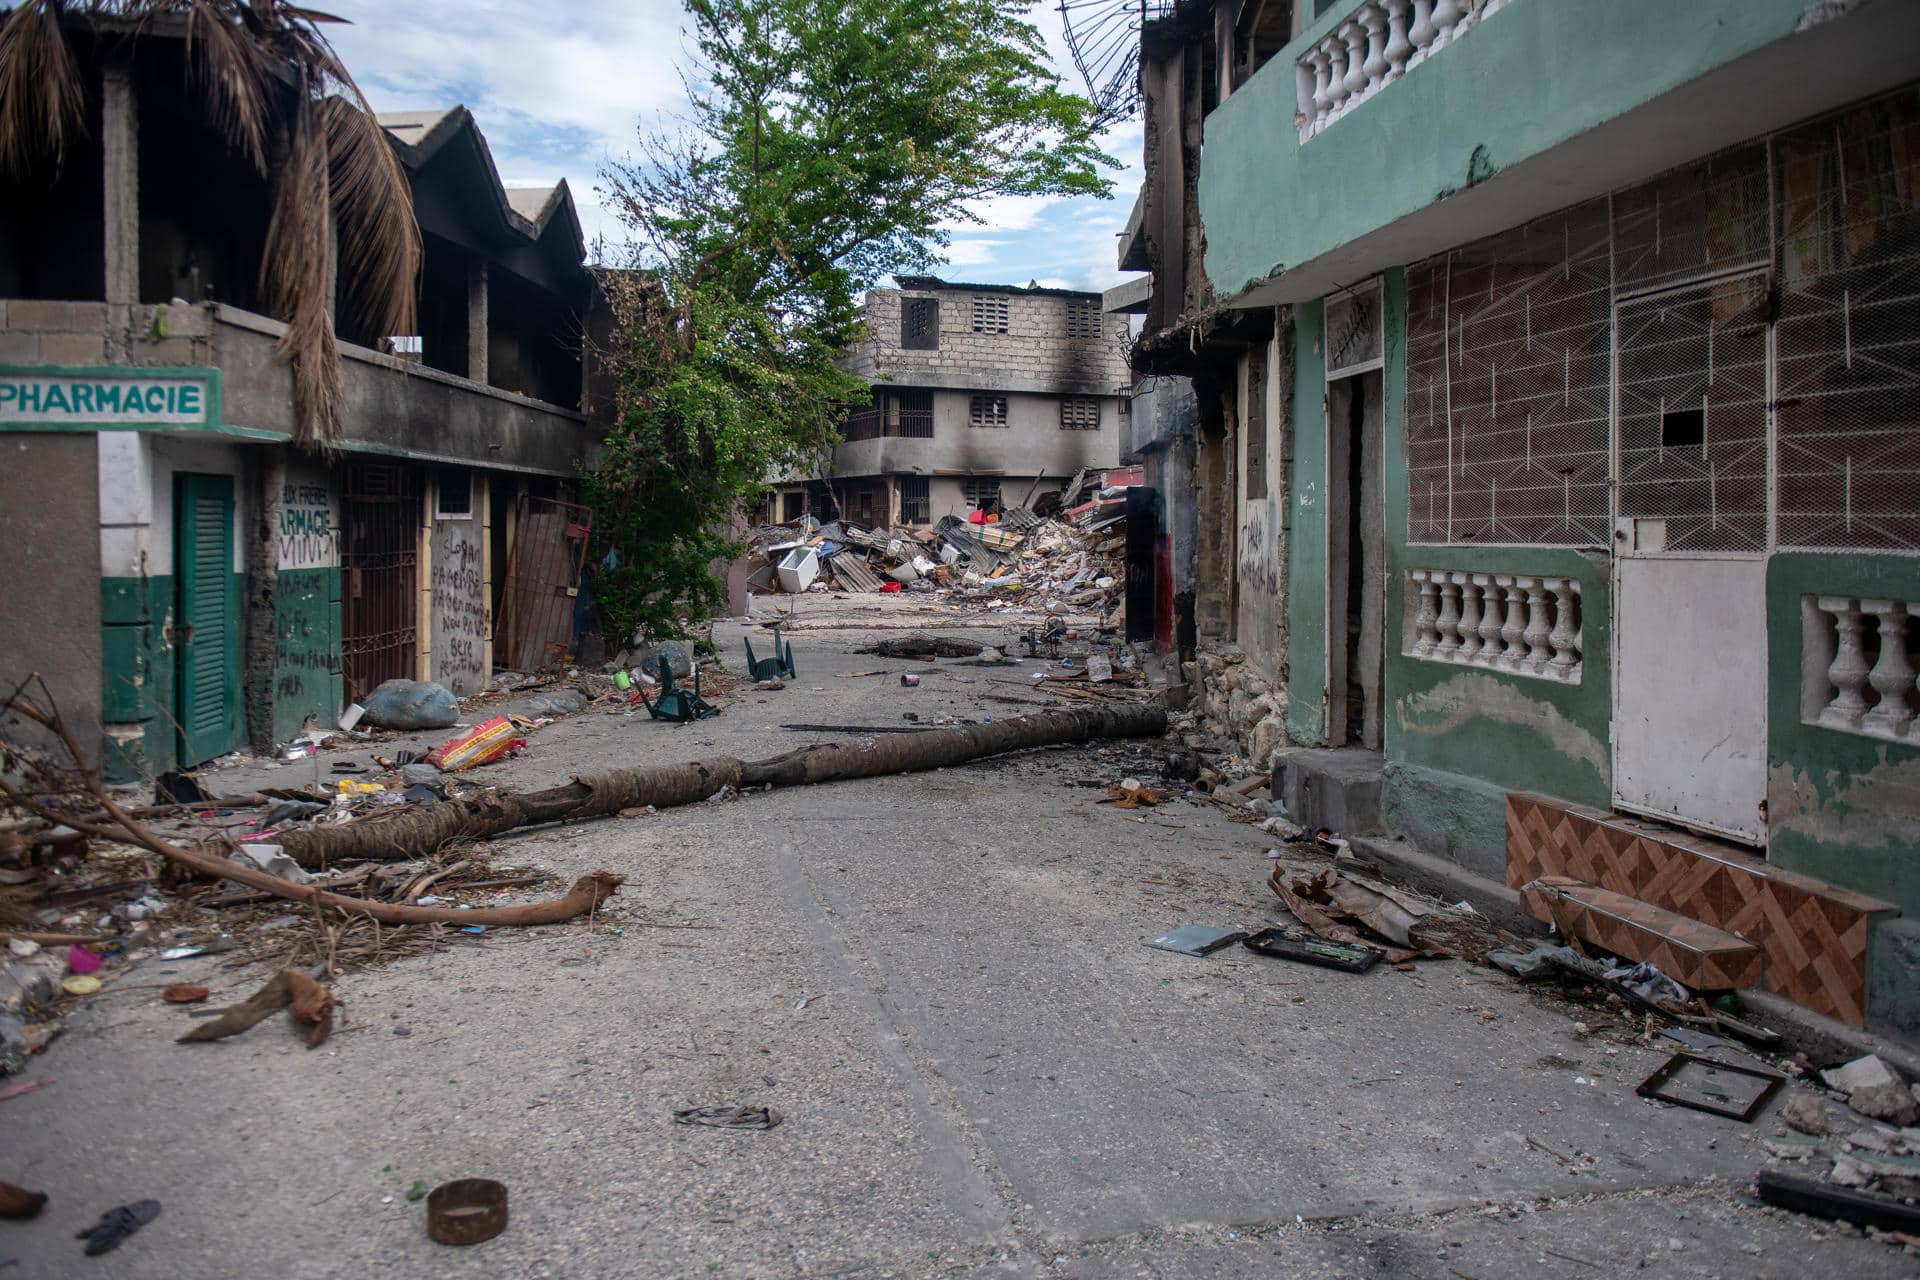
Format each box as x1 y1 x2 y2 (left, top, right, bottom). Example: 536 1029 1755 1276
358 679 459 730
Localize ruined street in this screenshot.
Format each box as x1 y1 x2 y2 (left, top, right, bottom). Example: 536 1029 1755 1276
3 596 1907 1278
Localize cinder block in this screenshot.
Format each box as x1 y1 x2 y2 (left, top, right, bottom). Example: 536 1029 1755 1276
4 298 72 330
0 332 38 362
37 332 107 364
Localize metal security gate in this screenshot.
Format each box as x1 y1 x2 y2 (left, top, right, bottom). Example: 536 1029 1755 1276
340 463 420 702
495 496 590 671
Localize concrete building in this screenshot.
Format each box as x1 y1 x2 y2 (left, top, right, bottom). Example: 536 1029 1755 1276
773 278 1131 526
1127 0 1920 1035
0 21 604 780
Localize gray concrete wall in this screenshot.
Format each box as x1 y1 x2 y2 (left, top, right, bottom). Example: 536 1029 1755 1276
0 433 101 756
211 306 596 477
834 388 1119 480
848 288 1131 396
427 476 487 696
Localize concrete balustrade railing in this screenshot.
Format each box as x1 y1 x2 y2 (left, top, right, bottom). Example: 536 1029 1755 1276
1295 0 1516 139
1405 568 1582 683
1805 595 1919 744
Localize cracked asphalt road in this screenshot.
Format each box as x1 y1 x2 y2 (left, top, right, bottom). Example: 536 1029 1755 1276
4 596 1909 1277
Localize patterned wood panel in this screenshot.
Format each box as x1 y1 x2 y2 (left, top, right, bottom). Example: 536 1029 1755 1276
1506 793 1897 1026
1519 877 1763 990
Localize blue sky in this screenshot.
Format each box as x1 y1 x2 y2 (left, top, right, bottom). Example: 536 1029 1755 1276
324 1 1144 293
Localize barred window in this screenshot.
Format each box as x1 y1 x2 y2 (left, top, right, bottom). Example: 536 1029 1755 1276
901 297 939 349
962 477 1001 510
1405 199 1613 546
898 475 930 525
1060 397 1102 430
1245 352 1267 500
971 295 1009 334
1066 297 1102 339
969 394 1009 427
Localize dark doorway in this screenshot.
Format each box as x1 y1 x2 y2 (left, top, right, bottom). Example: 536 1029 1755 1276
1326 371 1384 748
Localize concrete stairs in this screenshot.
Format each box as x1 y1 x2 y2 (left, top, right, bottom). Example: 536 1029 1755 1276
1269 748 1383 836
1506 793 1899 1027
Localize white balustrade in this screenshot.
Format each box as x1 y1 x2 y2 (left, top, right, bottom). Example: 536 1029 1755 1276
1405 568 1582 683
1294 0 1520 139
1807 595 1919 744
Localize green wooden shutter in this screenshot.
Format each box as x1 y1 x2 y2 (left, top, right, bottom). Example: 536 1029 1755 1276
175 474 236 764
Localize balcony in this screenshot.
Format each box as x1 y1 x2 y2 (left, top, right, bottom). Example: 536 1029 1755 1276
1199 0 1920 307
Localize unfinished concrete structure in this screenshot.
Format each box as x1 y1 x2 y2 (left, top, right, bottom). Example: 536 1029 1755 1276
772 278 1130 526
0 19 605 780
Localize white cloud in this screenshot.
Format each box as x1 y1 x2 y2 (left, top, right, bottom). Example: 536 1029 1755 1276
941 239 1007 268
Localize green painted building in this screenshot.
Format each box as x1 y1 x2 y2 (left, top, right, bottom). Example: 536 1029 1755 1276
1124 0 1920 1033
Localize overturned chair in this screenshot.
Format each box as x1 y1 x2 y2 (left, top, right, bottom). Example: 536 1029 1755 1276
743 625 796 681
633 655 719 722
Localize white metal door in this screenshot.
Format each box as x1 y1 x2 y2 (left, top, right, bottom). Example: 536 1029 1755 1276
1611 275 1771 843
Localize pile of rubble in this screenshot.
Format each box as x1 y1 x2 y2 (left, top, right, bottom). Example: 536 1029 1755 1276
743 473 1134 625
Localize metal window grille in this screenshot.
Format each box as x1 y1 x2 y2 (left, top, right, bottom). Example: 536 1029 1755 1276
1325 280 1384 377
901 296 939 349
1774 91 1920 551
1066 297 1101 339
971 295 1009 334
969 394 1009 427
884 389 935 439
1406 199 1614 545
898 475 930 524
1060 397 1102 430
1245 350 1267 499
962 477 1002 509
1612 144 1773 296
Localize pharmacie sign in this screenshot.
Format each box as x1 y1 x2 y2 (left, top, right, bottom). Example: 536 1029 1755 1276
0 366 218 429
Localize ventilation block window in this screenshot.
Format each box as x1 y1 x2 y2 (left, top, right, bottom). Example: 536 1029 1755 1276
901 296 939 349
1060 397 1102 430
897 475 930 525
971 295 1009 334
1066 297 1102 339
969 394 1009 427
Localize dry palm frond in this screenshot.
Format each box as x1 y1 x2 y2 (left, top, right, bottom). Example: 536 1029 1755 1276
323 94 419 341
0 0 87 178
259 91 344 449
177 0 272 173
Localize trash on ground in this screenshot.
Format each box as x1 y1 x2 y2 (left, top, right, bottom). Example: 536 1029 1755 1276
0 1181 45 1219
744 625 797 681
60 975 100 996
425 716 527 771
162 984 209 1004
176 969 334 1049
76 1199 160 1255
0 1078 51 1102
427 1178 509 1245
358 678 460 730
65 945 102 976
673 1104 784 1130
1635 1051 1784 1121
1143 924 1247 957
1756 1168 1920 1234
1241 926 1382 973
1105 778 1172 808
231 843 312 884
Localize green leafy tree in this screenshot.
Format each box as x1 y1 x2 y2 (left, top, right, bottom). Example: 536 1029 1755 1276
590 0 1110 641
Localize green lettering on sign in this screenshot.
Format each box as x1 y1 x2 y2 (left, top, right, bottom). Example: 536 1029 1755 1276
0 367 218 430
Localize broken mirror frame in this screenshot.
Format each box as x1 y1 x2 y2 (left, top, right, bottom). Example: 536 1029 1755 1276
1634 1050 1785 1122
1241 926 1383 973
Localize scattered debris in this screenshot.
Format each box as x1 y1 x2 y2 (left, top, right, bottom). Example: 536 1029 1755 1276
1143 925 1247 957
1635 1051 1784 1121
358 679 460 730
176 969 335 1049
162 985 209 1005
858 635 989 659
744 626 796 681
0 1079 50 1102
0 1183 45 1219
673 1105 783 1130
425 716 527 771
76 1199 160 1256
1242 927 1381 973
1756 1169 1920 1234
427 1178 509 1245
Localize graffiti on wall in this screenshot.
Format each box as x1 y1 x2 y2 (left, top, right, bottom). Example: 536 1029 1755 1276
430 521 487 694
278 482 339 570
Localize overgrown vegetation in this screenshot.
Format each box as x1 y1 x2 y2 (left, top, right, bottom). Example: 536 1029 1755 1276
590 0 1110 641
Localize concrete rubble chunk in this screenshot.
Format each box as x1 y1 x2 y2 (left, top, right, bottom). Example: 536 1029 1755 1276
1779 1092 1830 1136
1848 1080 1920 1127
232 843 313 885
1823 1054 1902 1095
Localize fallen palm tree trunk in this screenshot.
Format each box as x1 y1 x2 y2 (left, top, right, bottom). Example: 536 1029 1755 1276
272 702 1167 868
